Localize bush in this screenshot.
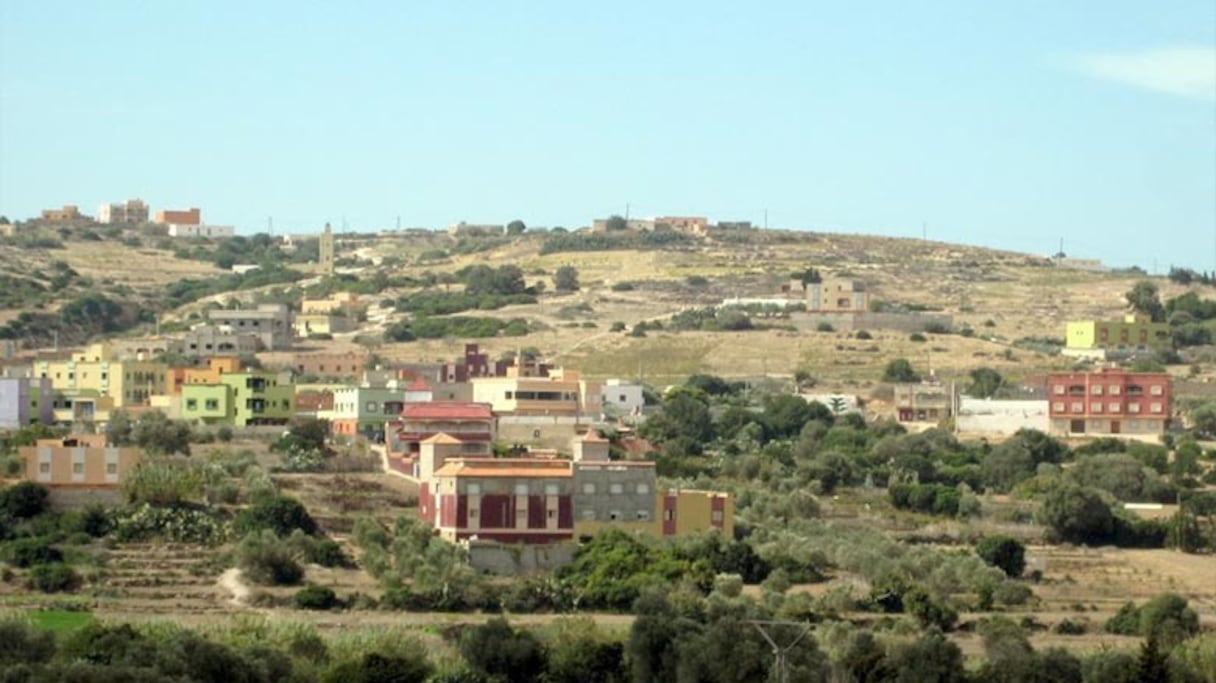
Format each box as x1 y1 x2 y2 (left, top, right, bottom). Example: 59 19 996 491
294 584 340 610
4 537 63 568
0 619 56 665
855 330 872 340
909 332 928 342
975 536 1026 578
111 503 227 545
0 481 50 519
610 282 635 292
816 322 835 332
29 563 81 593
234 495 318 537
237 531 304 586
459 617 548 683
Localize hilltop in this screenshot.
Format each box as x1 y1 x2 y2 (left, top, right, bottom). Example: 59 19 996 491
0 222 1197 394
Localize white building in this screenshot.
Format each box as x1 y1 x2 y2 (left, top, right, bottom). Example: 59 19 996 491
956 397 1049 435
168 224 235 238
600 379 645 417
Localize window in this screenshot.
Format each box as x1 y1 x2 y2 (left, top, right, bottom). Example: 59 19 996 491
186 399 198 410
39 463 49 474
637 483 650 494
1091 403 1102 413
582 483 596 495
1150 385 1164 396
1129 403 1141 413
1071 402 1083 412
609 483 624 495
1053 384 1065 395
619 394 627 402
664 509 674 521
1150 403 1163 414
366 401 378 413
1108 402 1121 413
72 463 83 474
711 510 724 523
1109 385 1121 395
608 511 621 520
1091 385 1103 395
106 463 117 475
469 508 478 518
547 509 556 519
636 510 650 520
205 399 219 410
1052 402 1065 412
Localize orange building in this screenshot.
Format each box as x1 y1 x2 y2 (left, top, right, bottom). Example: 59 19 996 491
154 208 201 225
183 357 242 385
20 435 141 489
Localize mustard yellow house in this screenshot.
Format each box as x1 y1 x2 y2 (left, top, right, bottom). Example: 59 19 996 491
34 343 167 423
1065 315 1171 358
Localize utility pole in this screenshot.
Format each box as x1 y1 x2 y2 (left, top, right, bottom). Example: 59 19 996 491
625 203 630 221
268 216 273 236
922 221 927 240
396 215 401 231
750 620 812 683
764 208 768 230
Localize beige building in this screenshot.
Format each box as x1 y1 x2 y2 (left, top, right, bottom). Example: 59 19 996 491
33 343 167 422
20 435 141 489
471 365 601 416
208 304 293 350
97 199 149 224
806 279 870 313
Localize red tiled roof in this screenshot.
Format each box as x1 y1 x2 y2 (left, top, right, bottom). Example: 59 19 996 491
400 401 493 420
406 379 431 391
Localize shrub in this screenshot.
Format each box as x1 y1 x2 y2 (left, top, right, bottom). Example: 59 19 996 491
111 503 227 544
0 481 50 519
909 332 928 342
816 322 835 332
975 536 1026 578
28 563 81 593
0 619 56 665
294 584 340 610
237 531 304 586
855 330 872 340
610 321 626 332
610 282 635 292
234 495 318 537
4 537 63 568
459 617 548 683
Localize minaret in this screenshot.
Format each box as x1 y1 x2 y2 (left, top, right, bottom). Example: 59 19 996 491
319 222 335 275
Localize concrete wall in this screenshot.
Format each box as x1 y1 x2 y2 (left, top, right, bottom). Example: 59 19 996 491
790 311 954 333
497 416 585 450
573 464 656 524
466 541 576 576
956 398 1049 434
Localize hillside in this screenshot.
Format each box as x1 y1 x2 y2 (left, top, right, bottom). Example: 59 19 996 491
1 224 1200 393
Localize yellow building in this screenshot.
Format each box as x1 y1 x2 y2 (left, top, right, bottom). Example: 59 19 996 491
806 278 870 312
1065 315 1171 354
34 345 167 422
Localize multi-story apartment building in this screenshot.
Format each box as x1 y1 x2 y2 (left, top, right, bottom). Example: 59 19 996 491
893 381 955 423
20 435 140 490
97 199 149 224
182 357 242 385
33 347 167 423
0 377 53 427
806 279 870 313
439 344 545 383
1047 368 1171 437
431 458 576 544
320 386 406 440
1064 315 1172 358
40 205 91 225
393 402 496 455
179 370 294 426
173 324 263 358
471 366 600 417
286 349 368 378
208 304 292 350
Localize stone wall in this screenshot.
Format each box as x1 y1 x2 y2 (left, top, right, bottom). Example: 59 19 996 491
466 541 576 576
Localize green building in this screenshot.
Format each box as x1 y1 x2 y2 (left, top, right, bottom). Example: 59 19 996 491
180 371 294 426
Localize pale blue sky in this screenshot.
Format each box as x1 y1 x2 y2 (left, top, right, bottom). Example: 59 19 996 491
2 1 1213 270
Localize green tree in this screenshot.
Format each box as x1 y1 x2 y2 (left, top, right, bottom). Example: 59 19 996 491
1040 484 1114 544
976 536 1026 577
967 367 1004 398
553 265 580 292
130 411 193 455
1126 280 1165 322
459 617 547 683
882 358 921 383
0 481 50 519
1189 402 1216 438
506 220 527 236
235 495 319 537
605 215 627 231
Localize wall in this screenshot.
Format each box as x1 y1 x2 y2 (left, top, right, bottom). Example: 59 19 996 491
497 416 583 450
466 541 576 575
956 398 1049 434
789 311 954 333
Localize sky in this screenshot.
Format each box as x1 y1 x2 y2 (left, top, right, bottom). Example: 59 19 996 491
1 1 1214 271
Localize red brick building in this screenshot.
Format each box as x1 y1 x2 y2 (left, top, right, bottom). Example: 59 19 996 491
1047 368 1171 437
432 458 575 544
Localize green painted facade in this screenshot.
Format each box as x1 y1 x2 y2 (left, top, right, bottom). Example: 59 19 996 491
181 384 233 423
222 372 294 425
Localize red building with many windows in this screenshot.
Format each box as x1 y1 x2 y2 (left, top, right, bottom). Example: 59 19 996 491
1047 368 1171 437
431 458 575 544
